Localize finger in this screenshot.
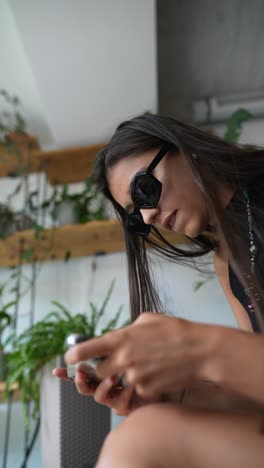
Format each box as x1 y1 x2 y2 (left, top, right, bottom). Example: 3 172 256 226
93 376 117 403
94 377 134 414
75 370 99 395
111 387 136 416
64 331 120 364
109 384 135 413
52 367 73 381
95 354 123 380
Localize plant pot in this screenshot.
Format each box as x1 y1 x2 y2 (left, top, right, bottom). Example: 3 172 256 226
40 357 110 468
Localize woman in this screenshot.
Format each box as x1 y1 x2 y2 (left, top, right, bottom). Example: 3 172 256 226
53 113 264 467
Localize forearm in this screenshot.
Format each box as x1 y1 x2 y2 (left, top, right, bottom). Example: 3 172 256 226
201 325 264 406
181 381 264 413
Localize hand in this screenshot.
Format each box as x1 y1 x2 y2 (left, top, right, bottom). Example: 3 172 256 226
52 367 157 416
64 312 217 398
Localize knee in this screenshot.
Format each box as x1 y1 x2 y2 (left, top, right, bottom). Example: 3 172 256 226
96 403 187 468
96 415 147 468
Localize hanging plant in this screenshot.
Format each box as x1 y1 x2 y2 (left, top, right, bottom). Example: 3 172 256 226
0 286 16 381
29 175 106 226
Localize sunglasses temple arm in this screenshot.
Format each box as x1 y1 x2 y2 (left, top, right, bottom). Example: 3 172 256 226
147 143 171 173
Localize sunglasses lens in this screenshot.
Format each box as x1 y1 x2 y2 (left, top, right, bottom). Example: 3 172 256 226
126 210 151 236
133 174 161 208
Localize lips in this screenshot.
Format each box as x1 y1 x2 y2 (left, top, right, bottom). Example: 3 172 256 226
162 210 177 229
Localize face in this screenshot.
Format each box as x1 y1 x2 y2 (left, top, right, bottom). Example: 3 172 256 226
107 148 212 238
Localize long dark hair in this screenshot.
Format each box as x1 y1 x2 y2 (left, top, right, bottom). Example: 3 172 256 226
93 113 264 330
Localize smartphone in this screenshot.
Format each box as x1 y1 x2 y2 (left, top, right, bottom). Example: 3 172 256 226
65 334 106 383
65 333 125 389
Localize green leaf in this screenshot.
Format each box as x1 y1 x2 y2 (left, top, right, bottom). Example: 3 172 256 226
20 248 34 262
14 112 27 133
32 222 43 240
51 301 73 320
193 280 206 292
97 279 115 319
101 306 123 334
61 183 69 200
64 250 71 262
224 108 252 144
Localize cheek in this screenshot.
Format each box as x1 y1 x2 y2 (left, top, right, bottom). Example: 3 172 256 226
163 179 201 209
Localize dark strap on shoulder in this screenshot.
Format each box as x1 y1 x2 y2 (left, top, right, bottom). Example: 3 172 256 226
228 263 261 333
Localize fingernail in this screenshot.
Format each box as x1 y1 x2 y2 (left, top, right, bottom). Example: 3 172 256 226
104 377 114 386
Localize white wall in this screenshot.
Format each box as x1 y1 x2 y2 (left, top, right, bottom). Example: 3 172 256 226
0 0 54 147
9 0 157 147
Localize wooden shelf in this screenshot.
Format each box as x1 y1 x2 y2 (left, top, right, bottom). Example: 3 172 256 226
0 142 105 184
0 381 20 403
0 138 192 266
0 220 187 267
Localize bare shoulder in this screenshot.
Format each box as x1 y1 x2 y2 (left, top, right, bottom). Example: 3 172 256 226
213 244 228 278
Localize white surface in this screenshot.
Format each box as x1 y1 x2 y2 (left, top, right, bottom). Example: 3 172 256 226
0 0 54 147
9 0 157 148
40 362 60 468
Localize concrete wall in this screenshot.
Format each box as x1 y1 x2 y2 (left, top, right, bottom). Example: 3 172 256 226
157 0 264 121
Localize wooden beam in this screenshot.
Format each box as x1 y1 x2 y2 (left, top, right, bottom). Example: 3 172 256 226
35 143 105 184
0 381 20 403
0 142 105 184
0 220 188 267
0 133 40 177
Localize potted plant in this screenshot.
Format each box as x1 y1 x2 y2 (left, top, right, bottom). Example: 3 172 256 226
5 279 128 419
4 279 129 467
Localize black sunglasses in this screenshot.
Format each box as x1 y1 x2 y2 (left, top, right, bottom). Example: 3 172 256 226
125 143 171 236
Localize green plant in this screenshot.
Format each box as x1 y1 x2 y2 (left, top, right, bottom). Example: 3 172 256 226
0 302 16 350
0 90 37 236
6 280 129 422
0 89 27 140
29 175 105 225
0 286 16 381
223 108 252 144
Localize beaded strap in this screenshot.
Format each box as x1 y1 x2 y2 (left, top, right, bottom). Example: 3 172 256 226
243 189 257 273
243 189 259 313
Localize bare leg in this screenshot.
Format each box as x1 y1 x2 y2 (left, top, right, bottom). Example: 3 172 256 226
96 403 264 468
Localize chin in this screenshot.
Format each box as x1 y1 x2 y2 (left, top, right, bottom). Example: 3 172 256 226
184 223 203 238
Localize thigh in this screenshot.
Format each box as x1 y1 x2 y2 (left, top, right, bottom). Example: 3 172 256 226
100 403 264 468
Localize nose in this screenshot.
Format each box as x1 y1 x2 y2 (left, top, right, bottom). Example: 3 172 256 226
140 207 159 226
